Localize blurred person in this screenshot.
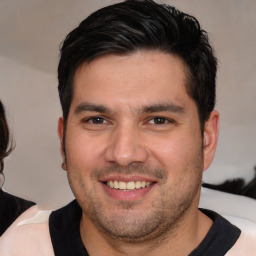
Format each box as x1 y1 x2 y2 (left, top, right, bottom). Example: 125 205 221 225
0 100 35 236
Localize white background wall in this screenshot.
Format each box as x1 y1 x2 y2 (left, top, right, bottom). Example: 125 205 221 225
0 0 255 209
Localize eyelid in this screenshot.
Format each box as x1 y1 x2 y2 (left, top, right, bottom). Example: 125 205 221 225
82 116 109 124
147 116 175 125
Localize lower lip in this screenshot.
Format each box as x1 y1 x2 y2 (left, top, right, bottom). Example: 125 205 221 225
101 182 156 201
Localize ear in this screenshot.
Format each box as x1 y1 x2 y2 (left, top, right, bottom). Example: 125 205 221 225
58 117 67 171
203 110 219 171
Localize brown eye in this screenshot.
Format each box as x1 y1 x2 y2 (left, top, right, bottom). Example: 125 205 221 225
152 117 167 124
89 117 106 124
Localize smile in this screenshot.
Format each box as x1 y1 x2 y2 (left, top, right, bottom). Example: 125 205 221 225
106 181 152 190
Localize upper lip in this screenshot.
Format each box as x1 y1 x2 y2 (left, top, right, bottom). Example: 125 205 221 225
99 175 157 183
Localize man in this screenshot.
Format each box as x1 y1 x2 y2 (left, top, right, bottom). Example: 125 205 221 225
0 0 255 255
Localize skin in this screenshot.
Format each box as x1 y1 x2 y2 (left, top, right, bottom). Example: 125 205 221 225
58 50 219 256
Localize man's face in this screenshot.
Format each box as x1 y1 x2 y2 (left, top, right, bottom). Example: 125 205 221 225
58 51 218 242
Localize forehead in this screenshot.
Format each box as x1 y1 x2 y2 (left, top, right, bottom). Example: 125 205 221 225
72 51 191 110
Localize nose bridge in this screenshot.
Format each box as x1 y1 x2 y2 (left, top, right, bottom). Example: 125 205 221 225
105 122 148 166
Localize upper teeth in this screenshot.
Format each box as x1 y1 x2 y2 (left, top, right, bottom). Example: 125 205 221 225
107 181 152 190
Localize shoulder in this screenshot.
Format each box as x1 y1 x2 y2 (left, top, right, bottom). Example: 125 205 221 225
225 216 256 256
0 205 54 256
200 188 256 255
0 191 36 235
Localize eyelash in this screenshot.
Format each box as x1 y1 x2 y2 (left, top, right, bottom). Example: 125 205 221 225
148 117 173 125
82 116 174 126
83 116 107 124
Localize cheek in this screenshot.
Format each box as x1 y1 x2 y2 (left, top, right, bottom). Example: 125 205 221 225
148 132 201 166
65 132 106 171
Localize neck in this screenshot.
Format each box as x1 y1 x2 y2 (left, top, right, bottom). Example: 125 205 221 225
80 206 212 256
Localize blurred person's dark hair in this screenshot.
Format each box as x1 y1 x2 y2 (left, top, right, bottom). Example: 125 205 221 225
0 100 14 174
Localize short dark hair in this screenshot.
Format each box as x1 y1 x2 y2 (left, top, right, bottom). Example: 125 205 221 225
58 0 217 131
0 100 13 173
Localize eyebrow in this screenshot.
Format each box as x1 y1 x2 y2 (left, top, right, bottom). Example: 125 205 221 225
74 103 112 115
142 103 185 114
74 102 185 116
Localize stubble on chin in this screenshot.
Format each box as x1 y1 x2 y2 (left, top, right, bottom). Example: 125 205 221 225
68 160 203 244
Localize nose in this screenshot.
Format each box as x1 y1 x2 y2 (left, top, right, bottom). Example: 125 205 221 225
105 124 149 166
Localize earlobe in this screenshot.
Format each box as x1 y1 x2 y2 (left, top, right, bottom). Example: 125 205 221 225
203 110 219 171
58 117 67 171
